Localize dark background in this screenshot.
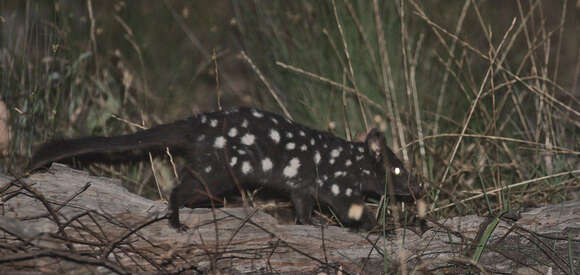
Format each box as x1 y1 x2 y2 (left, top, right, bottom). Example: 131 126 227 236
1 0 579 216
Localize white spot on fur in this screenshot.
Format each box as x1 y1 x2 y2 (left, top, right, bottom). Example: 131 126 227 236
251 109 263 118
345 159 352 166
285 142 295 150
362 170 371 175
204 166 212 173
283 158 301 178
345 188 352 197
270 129 280 144
237 150 247 155
356 155 364 161
271 117 278 124
323 144 328 148
300 144 308 151
394 167 401 175
230 156 238 166
210 119 218 127
331 149 340 158
197 134 205 142
329 158 335 165
241 161 253 174
323 175 328 181
316 179 324 187
358 146 365 153
310 138 315 145
213 136 226 148
331 184 340 196
241 119 249 128
262 158 273 172
314 151 321 164
286 132 293 138
348 204 364 221
200 115 207 124
286 181 297 188
334 171 346 177
241 133 256 145
299 130 305 136
228 128 238 137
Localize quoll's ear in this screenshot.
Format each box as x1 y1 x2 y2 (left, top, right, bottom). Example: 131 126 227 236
365 128 386 160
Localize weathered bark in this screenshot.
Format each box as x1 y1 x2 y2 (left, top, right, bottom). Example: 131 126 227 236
1 163 578 274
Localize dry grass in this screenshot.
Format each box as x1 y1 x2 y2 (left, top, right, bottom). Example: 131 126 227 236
1 0 579 273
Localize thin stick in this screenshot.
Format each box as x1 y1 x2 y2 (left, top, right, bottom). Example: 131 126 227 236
165 148 179 182
411 0 580 118
213 48 222 111
433 18 517 208
341 70 352 141
404 132 579 156
551 0 567 83
573 48 580 95
431 169 580 213
398 0 410 162
331 0 369 131
342 0 382 84
86 0 99 78
410 33 427 177
240 51 293 121
434 0 471 138
275 61 382 109
373 0 403 154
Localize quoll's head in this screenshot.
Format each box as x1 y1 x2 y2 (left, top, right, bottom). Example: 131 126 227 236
364 128 421 200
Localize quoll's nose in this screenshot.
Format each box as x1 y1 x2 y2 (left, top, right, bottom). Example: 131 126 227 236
393 173 422 201
410 175 422 197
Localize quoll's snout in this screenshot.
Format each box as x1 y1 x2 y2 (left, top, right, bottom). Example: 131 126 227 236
391 167 421 200
405 173 422 200
382 145 422 200
364 128 422 201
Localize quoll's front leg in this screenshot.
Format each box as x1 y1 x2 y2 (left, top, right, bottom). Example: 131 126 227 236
318 179 377 230
335 197 376 230
354 205 376 230
290 188 315 225
167 209 189 232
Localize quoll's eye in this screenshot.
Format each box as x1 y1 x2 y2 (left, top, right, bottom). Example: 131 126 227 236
393 167 401 175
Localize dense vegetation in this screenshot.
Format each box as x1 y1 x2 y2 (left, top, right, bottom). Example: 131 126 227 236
1 0 578 236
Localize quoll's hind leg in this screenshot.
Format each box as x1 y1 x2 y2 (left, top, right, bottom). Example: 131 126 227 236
290 188 315 225
168 168 236 231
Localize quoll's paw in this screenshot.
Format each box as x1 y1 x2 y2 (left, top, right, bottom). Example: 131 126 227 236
346 219 377 233
351 204 377 232
176 223 190 232
168 218 190 232
167 211 189 232
358 217 377 232
296 214 313 226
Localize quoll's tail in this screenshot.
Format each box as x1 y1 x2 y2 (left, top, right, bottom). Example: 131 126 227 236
30 120 191 170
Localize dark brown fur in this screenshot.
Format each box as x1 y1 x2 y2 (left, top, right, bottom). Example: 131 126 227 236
31 107 420 231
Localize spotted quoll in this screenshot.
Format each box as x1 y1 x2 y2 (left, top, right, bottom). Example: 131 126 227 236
30 107 420 231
